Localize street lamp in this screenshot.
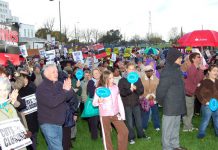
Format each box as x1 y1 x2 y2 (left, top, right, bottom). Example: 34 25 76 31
49 0 62 44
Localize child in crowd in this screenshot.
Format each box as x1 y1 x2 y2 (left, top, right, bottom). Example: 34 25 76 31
93 70 128 150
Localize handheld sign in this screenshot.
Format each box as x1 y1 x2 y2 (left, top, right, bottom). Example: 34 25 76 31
75 69 84 80
21 94 37 115
209 98 218 111
0 118 32 150
127 72 139 84
96 87 111 98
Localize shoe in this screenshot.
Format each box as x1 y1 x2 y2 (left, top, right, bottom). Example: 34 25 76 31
129 139 135 144
197 134 205 139
155 128 160 131
182 129 190 132
191 127 198 131
143 135 151 140
173 147 187 150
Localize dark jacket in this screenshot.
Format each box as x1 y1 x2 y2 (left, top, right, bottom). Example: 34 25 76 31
195 79 218 105
17 82 39 133
118 77 144 106
156 63 186 116
36 77 76 125
87 79 96 98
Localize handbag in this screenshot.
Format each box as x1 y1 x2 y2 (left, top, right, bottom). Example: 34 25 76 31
139 96 150 112
81 97 99 118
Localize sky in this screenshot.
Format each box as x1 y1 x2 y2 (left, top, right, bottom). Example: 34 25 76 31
5 0 218 41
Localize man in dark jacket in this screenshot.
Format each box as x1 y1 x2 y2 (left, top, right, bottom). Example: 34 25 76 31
36 64 77 150
156 48 187 150
118 62 150 145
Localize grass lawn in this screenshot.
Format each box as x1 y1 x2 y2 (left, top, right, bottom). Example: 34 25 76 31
37 108 218 150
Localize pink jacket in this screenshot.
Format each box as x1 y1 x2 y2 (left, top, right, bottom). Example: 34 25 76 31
93 85 125 120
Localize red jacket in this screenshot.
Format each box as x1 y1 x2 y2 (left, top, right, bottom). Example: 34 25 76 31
184 64 204 96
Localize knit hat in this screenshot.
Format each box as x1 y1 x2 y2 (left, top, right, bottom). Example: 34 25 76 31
166 48 182 64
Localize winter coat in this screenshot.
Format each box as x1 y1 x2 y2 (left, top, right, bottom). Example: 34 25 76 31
195 79 218 105
156 63 186 116
118 77 144 106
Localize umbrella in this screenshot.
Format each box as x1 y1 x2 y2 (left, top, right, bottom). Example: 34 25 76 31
178 30 218 47
144 47 159 55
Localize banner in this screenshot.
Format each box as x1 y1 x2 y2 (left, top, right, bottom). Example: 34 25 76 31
72 51 83 62
124 48 132 57
0 53 20 66
0 118 32 150
18 45 28 58
21 94 37 115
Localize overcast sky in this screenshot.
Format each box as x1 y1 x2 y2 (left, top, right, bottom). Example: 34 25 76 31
5 0 218 41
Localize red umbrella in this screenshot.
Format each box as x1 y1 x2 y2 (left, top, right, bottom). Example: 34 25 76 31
177 30 218 47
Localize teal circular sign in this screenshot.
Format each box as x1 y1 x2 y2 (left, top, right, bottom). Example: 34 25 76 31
96 87 111 98
127 72 139 84
209 98 218 111
75 69 84 80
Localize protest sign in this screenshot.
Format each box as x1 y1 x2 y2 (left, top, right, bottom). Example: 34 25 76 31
19 45 28 58
21 94 37 115
39 49 46 58
45 50 56 64
72 51 83 62
111 53 116 62
0 118 32 150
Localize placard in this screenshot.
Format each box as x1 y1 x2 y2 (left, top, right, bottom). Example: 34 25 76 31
19 45 28 58
21 94 37 115
72 51 83 62
45 50 56 64
0 118 32 150
111 53 116 62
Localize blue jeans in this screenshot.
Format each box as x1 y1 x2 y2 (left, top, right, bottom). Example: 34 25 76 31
125 105 144 140
198 105 218 137
141 104 160 129
40 123 63 150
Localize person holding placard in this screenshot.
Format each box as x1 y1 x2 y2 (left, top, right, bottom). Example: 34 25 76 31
0 77 28 150
195 65 218 139
93 70 128 150
118 62 150 145
13 71 39 150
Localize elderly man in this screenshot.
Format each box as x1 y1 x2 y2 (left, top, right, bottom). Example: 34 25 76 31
36 64 76 150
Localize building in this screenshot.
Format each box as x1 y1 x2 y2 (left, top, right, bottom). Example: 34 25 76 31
0 0 19 23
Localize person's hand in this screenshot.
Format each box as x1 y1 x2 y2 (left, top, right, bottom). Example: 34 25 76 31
76 80 81 87
73 115 78 121
63 78 71 91
98 98 103 103
9 89 18 105
25 131 32 138
131 84 137 91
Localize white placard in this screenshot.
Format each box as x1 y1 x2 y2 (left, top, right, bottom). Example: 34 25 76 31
39 49 46 58
51 37 55 46
45 50 56 64
0 118 32 150
72 51 83 62
205 50 211 58
19 45 28 58
21 94 37 115
111 53 117 62
85 57 93 69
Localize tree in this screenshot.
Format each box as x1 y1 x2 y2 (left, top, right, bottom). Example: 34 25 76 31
129 35 143 47
168 27 180 44
82 29 93 44
92 29 103 44
146 33 163 45
35 28 51 39
43 18 55 32
98 29 122 44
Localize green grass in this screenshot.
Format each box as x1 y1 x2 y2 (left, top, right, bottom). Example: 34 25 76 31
37 109 218 150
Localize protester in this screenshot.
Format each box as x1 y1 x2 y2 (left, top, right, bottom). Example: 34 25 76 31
195 65 218 139
86 68 101 140
36 64 77 150
13 71 39 150
93 70 128 150
183 52 204 132
113 67 122 86
140 65 160 131
156 48 187 150
118 62 150 145
33 63 43 87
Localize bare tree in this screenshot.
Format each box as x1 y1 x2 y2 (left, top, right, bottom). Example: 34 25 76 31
168 27 180 44
43 18 55 32
82 29 93 44
92 29 104 43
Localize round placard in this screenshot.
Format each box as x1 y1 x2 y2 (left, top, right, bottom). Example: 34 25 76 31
127 72 139 84
75 69 84 80
209 98 218 111
96 87 111 98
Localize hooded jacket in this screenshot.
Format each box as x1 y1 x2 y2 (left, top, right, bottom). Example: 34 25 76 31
156 48 186 116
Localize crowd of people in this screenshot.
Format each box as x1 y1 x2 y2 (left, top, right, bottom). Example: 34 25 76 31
0 47 218 150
